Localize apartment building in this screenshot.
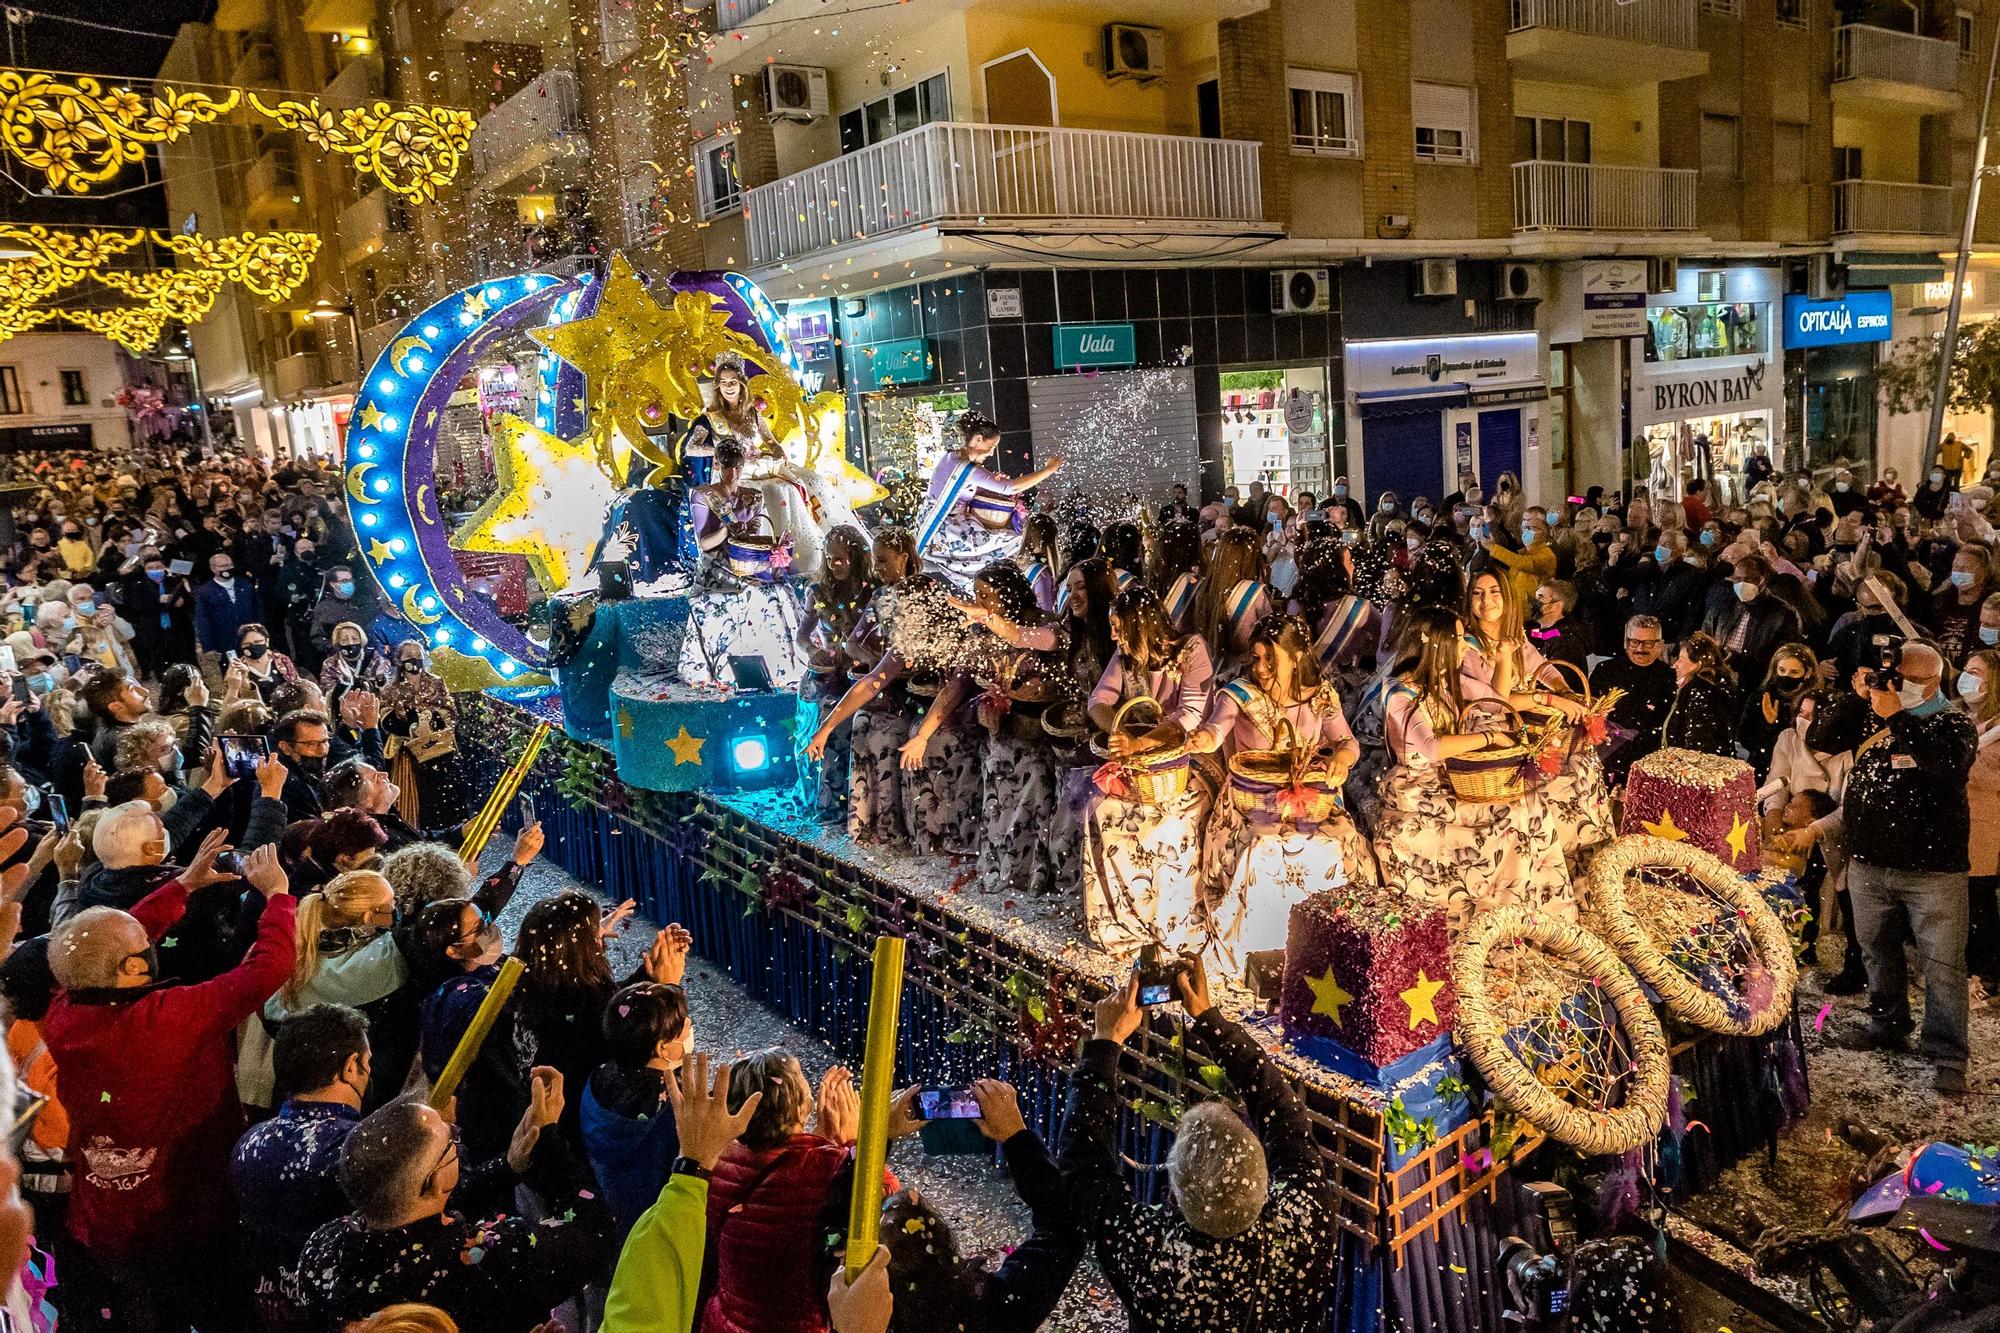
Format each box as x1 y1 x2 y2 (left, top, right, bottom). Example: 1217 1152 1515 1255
647 0 2000 505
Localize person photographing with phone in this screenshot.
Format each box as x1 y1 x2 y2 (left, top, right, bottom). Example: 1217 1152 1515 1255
1059 953 1337 1332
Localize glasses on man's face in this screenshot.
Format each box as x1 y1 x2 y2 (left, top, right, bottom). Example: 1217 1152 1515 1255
1626 637 1663 650
424 1124 461 1191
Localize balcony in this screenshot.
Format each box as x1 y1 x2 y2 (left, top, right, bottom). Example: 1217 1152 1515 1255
745 122 1265 269
1833 25 1962 116
339 188 413 268
442 0 565 46
470 70 589 194
1834 179 1957 241
324 53 380 105
230 39 279 93
245 145 300 216
1507 0 1708 86
302 0 374 35
1511 160 1699 235
212 0 270 31
273 352 328 401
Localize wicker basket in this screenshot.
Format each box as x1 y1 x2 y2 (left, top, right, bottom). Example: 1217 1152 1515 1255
968 489 1020 531
1443 698 1531 804
725 533 777 580
1227 718 1342 822
1087 696 1192 804
1516 658 1590 750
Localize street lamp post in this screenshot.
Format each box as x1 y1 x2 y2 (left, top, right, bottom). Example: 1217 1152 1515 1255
1926 12 2000 476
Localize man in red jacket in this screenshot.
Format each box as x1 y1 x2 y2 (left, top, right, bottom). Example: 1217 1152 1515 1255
45 830 297 1332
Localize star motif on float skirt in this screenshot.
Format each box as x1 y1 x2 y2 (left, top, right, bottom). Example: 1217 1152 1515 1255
366 538 393 565
452 414 617 592
358 401 387 432
1306 967 1352 1025
1400 969 1445 1031
665 725 704 765
1725 813 1750 864
529 254 667 410
616 706 636 741
1640 808 1690 843
463 288 490 318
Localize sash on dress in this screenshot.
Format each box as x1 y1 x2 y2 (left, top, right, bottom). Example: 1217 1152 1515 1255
915 460 978 556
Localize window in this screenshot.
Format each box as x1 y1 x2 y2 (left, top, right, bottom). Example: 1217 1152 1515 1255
1773 122 1806 184
1513 116 1590 163
1645 301 1768 363
1834 144 1863 181
1412 81 1475 163
619 167 658 248
59 370 87 407
1699 0 1740 14
1287 68 1358 156
1775 0 1805 27
1961 11 1977 57
0 367 20 415
1700 112 1739 177
837 72 949 154
695 136 741 219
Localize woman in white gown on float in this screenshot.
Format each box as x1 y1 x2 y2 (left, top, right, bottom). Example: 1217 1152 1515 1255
914 411 1063 592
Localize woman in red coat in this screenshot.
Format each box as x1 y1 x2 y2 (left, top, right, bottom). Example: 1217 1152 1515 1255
701 1051 896 1333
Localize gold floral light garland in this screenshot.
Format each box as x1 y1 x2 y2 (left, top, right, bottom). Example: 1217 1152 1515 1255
150 229 321 302
0 67 475 201
55 304 171 355
94 267 227 324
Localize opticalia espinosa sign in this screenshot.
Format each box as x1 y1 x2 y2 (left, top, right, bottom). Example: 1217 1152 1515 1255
1782 290 1894 349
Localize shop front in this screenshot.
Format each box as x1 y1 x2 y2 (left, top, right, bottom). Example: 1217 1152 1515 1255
1780 288 1892 480
1881 271 2000 482
1627 267 1783 504
1344 332 1546 508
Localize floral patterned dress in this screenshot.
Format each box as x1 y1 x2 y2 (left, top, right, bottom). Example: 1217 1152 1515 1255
1372 684 1572 933
904 682 983 857
915 453 1025 593
795 582 871 825
976 631 1068 896
679 481 810 688
1079 639 1215 959
1460 635 1613 870
840 588 911 847
1198 680 1379 976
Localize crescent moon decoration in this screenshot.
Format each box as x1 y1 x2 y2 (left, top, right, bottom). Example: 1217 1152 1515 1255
389 335 433 377
345 271 584 680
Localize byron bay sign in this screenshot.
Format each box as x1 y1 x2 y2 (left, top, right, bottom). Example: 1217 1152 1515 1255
1633 356 1782 427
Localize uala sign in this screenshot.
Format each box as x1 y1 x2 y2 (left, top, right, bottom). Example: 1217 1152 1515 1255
1054 323 1136 369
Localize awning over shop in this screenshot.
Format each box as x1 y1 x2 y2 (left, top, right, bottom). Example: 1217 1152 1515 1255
1842 251 1949 287
1355 386 1468 419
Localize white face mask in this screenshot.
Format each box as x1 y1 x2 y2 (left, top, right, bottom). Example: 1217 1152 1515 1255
1734 581 1759 603
1959 671 1984 702
1898 679 1932 709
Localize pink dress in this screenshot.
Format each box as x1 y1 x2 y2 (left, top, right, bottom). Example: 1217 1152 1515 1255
1461 634 1612 869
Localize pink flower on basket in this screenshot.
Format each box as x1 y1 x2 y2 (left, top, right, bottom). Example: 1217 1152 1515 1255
1091 761 1131 800
1276 781 1315 822
770 539 794 575
1533 745 1563 778
1582 712 1609 745
1459 1148 1494 1176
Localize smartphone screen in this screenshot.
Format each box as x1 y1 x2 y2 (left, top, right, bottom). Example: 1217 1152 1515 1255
0 647 15 674
914 1087 981 1120
217 733 269 780
168 560 193 577
517 794 537 829
1138 981 1176 1007
46 794 67 833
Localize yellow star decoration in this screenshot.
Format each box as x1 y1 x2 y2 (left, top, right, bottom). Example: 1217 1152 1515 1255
358 401 387 432
463 288 490 318
616 706 636 741
1400 970 1445 1031
366 538 393 565
1640 808 1690 843
1725 812 1750 864
452 414 618 592
665 725 704 766
1306 967 1353 1025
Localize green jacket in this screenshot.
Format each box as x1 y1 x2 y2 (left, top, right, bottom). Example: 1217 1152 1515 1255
602 1172 708 1333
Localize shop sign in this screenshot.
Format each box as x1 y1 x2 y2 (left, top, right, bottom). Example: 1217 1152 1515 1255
1782 290 1893 349
862 337 933 386
1054 322 1136 369
1632 360 1781 427
783 298 841 394
1345 332 1541 396
1580 260 1648 338
0 422 91 453
1283 388 1317 436
987 287 1023 319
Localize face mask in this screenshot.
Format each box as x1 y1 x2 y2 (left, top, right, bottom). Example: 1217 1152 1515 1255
333 581 354 598
1960 671 1984 701
1953 570 1978 589
1654 545 1671 564
1470 523 1489 541
1698 530 1718 546
1932 472 1946 485
1774 675 1806 693
20 786 38 816
1379 502 1395 514
1734 581 1759 603
1983 626 2000 646
59 615 75 632
1520 526 1536 545
120 541 141 559
26 673 51 694
292 753 327 779
73 600 95 617
1898 679 1931 709
214 572 233 584
399 659 421 674
1835 482 1849 492
146 568 165 582
1333 485 1348 498
1405 536 1421 552
1591 532 1613 547
341 644 365 661
1415 510 1433 525
243 642 269 659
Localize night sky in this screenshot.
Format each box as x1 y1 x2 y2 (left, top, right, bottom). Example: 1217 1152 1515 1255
0 0 218 226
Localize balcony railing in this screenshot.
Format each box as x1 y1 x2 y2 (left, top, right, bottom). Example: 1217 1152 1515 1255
745 121 1265 267
471 69 588 188
715 0 775 31
338 188 411 266
325 53 379 104
1834 179 1957 237
230 40 279 91
1509 0 1698 49
245 145 299 213
1835 24 1960 92
1511 160 1699 233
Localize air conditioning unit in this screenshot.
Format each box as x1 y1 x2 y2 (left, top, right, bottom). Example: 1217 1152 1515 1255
1808 253 1847 300
1413 258 1459 298
1646 256 1680 295
1270 267 1331 314
1498 262 1546 301
764 64 829 122
1104 24 1167 82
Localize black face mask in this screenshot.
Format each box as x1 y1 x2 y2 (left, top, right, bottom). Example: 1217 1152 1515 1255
341 644 365 661
1772 675 1807 695
1590 532 1614 547
243 642 269 660
291 753 327 779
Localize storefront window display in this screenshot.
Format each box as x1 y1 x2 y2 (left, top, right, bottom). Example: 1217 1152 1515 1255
1645 302 1766 364
1221 367 1333 496
1638 409 1772 504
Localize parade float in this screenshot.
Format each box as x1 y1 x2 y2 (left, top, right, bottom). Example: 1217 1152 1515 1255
347 254 1809 1333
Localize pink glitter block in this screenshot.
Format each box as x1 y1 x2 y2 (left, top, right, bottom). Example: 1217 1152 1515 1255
1620 747 1761 873
1279 884 1455 1074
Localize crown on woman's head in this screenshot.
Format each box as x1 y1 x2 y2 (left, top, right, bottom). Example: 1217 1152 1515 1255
712 352 747 375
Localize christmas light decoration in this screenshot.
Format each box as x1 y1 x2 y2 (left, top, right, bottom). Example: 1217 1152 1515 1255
151 228 321 302
94 267 226 324
0 70 240 192
245 93 474 202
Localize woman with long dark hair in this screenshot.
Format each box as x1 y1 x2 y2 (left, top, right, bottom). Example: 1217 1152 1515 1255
914 412 1063 592
1017 512 1061 613
1079 585 1215 957
1372 605 1568 931
1190 613 1374 976
795 524 876 825
1061 557 1119 699
1156 518 1203 629
1662 631 1739 757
